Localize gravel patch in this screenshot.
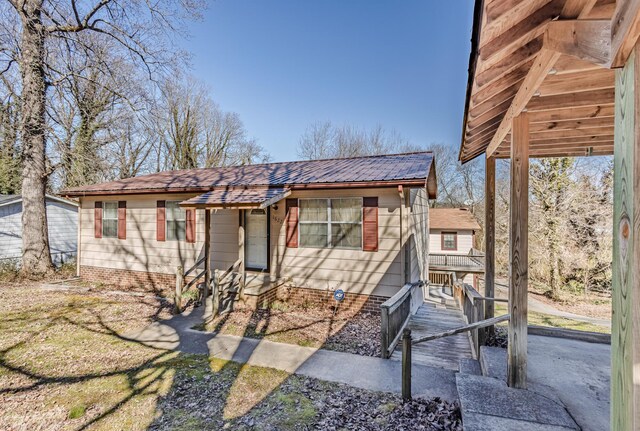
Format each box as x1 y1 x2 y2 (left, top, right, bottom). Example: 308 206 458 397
485 326 508 348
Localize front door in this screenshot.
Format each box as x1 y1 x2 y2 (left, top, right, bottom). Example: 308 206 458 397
245 209 268 271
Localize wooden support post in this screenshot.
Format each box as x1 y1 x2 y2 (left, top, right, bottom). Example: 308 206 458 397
203 209 211 306
238 212 245 290
612 41 640 430
401 328 412 401
508 113 529 390
175 265 184 314
484 156 496 341
380 305 390 359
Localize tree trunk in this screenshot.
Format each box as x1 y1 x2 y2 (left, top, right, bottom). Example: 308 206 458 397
19 1 53 276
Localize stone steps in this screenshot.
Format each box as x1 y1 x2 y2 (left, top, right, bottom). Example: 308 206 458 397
455 346 580 431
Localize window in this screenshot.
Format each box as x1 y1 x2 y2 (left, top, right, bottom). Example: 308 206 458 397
166 201 186 241
299 198 362 249
441 232 457 251
102 202 118 238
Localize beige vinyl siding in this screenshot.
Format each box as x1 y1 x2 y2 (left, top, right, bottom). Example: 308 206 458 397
270 188 404 297
409 187 429 283
80 194 208 275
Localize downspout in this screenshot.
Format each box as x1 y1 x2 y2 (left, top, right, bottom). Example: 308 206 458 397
398 186 405 285
76 197 82 277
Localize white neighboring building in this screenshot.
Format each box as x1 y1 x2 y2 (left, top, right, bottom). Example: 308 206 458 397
429 207 481 286
0 194 78 266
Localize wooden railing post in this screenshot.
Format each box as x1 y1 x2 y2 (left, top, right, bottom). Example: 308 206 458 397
402 328 412 401
381 305 390 358
175 265 184 314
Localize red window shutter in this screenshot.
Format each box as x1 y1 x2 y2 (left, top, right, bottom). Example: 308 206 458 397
117 201 127 240
157 201 166 242
286 198 299 248
363 197 378 252
186 209 196 243
94 202 103 238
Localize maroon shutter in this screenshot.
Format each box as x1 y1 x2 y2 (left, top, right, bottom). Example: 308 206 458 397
286 198 299 248
94 201 103 238
117 201 127 240
157 201 166 241
363 197 378 252
186 209 196 243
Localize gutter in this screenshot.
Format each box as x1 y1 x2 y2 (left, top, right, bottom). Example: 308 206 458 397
459 0 485 164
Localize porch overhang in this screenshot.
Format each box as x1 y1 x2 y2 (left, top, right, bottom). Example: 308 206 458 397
179 187 291 209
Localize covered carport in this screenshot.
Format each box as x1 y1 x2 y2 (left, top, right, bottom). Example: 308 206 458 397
460 0 639 428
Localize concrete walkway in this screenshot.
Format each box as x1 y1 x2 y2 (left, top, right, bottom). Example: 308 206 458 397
125 307 459 402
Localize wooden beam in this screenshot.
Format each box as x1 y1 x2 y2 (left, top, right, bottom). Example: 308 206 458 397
529 116 613 132
526 87 614 111
508 113 529 390
475 38 542 87
611 0 640 67
538 68 614 96
486 48 561 159
484 156 496 341
611 39 640 430
528 103 615 122
560 0 599 18
544 19 612 66
204 209 211 305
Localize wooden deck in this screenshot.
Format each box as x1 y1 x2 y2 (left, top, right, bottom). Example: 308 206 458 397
390 298 474 371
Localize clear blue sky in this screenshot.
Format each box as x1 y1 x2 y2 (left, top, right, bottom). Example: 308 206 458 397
183 1 474 162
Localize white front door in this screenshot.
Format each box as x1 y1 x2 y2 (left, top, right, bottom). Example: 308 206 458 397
245 209 268 270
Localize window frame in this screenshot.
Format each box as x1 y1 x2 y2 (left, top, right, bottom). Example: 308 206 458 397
298 197 363 250
102 201 119 238
165 200 187 241
441 231 458 251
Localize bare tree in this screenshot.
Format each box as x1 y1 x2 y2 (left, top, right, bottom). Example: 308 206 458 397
297 122 410 160
2 0 203 275
156 78 268 170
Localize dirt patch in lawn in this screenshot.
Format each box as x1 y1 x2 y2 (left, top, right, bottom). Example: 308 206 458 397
200 302 381 356
0 282 461 430
529 290 611 320
149 355 462 431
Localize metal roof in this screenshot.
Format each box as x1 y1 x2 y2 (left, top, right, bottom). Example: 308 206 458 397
63 152 437 198
180 187 291 209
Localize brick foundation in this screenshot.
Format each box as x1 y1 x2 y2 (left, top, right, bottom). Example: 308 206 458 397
249 284 386 315
81 265 388 314
80 265 177 296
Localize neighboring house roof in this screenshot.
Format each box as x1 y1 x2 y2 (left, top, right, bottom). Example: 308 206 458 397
62 152 437 198
430 208 481 231
0 194 78 208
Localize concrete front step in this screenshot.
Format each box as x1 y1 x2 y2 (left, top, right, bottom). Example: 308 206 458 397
458 358 482 375
456 373 579 431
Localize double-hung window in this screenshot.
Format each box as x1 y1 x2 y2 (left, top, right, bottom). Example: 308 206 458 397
441 231 457 251
102 202 118 238
166 201 186 241
299 198 362 249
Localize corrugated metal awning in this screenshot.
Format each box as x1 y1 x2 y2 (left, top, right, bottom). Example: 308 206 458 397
179 187 291 209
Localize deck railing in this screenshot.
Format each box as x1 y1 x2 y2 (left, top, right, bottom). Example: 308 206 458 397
380 281 424 359
429 251 485 270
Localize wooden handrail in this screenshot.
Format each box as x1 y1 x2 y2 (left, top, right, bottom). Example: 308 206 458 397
401 313 510 400
412 314 510 345
184 256 206 277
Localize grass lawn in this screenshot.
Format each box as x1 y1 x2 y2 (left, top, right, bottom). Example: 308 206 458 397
0 282 460 430
494 303 610 334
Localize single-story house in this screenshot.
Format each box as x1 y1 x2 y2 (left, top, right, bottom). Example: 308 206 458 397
0 194 78 266
429 207 482 286
63 152 437 312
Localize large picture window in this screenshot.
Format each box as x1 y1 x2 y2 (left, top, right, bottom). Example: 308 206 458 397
299 198 362 249
166 201 186 241
102 202 118 238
